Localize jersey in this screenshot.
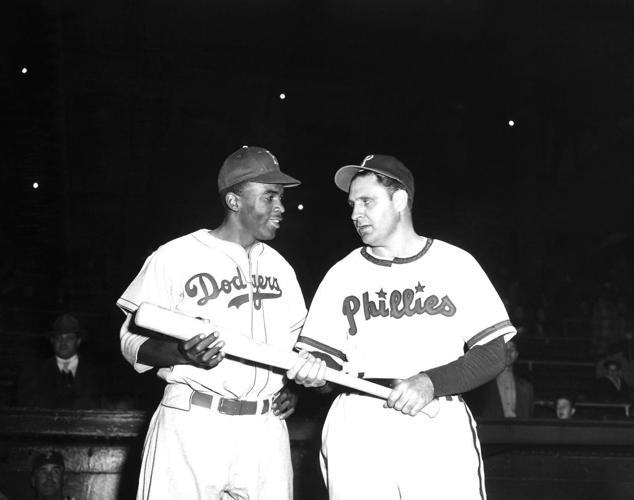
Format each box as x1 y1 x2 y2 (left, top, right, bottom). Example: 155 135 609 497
296 238 515 500
296 238 515 379
117 229 306 400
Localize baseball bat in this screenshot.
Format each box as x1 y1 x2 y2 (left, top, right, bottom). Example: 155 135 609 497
134 302 440 417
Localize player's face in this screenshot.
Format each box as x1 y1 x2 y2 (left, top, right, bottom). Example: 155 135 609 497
237 182 285 242
348 175 400 247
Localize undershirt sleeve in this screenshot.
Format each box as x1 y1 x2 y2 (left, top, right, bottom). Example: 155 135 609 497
425 337 506 397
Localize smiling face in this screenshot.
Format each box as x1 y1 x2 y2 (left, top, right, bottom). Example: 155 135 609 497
348 174 402 247
236 182 286 243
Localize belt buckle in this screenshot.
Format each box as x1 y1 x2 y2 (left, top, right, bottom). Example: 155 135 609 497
218 398 240 415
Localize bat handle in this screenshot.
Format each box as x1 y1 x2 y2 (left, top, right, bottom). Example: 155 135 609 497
326 370 440 417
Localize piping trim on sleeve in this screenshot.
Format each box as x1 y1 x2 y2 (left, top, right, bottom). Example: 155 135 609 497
467 320 513 349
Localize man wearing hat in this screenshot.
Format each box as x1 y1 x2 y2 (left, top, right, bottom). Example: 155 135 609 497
117 146 310 499
30 450 74 500
17 314 101 409
288 154 516 499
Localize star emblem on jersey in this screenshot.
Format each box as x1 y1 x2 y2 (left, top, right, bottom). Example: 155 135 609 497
376 289 387 299
415 282 425 293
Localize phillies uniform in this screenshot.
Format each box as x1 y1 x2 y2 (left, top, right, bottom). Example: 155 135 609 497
117 229 306 500
296 238 516 500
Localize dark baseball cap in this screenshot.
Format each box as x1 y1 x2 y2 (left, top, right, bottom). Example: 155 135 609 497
217 146 301 192
32 451 65 472
334 154 415 198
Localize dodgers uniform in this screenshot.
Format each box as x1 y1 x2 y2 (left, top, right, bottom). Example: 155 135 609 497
296 238 516 500
118 229 306 500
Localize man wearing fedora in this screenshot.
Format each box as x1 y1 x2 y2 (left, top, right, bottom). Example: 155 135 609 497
17 313 101 409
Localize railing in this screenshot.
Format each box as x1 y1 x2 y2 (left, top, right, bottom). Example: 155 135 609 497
3 408 634 499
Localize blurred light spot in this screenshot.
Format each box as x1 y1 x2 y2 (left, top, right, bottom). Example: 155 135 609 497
508 120 515 127
32 182 39 189
297 204 304 211
279 93 286 100
21 67 28 74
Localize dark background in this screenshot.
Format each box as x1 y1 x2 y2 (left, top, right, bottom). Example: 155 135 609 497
1 0 633 399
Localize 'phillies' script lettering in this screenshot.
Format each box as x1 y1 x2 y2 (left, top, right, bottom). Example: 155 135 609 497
185 267 282 310
341 285 456 335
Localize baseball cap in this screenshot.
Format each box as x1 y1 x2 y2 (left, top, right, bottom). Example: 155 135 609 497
334 154 415 198
217 146 301 192
32 451 65 473
50 313 81 336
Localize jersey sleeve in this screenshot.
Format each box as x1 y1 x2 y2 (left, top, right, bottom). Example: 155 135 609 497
295 265 350 369
453 253 516 349
116 250 175 372
116 250 176 313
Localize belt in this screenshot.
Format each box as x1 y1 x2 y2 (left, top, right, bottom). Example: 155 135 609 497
190 391 271 415
351 378 464 402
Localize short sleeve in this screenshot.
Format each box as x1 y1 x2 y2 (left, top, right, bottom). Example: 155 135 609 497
116 250 175 372
452 254 516 348
295 266 350 368
116 250 175 313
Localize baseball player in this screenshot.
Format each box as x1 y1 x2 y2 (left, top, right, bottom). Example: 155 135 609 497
117 146 308 500
288 154 516 499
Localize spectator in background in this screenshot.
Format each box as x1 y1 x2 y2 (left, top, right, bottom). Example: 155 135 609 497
30 450 74 500
17 314 101 409
467 339 534 418
594 359 632 403
595 341 634 386
592 282 628 356
555 395 576 419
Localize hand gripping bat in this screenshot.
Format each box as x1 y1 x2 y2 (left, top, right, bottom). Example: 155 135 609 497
134 302 440 417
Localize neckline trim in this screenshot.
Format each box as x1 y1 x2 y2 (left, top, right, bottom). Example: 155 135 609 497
360 238 434 267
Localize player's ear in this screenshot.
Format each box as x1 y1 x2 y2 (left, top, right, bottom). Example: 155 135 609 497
225 192 240 213
392 189 408 212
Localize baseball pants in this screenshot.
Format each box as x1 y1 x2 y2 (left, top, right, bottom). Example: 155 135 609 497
136 388 292 500
320 393 486 500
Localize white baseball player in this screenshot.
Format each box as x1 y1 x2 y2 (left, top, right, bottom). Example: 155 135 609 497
289 154 516 499
117 146 307 500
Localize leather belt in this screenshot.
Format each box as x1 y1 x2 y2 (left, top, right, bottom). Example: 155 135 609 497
190 391 271 415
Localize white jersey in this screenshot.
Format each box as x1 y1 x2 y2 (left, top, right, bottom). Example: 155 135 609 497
117 229 306 400
296 238 515 379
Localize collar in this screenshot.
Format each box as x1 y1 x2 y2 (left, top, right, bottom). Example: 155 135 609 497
193 229 264 255
56 354 79 376
360 238 433 267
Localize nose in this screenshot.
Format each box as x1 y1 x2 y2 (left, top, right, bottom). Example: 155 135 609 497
274 198 285 214
350 203 362 221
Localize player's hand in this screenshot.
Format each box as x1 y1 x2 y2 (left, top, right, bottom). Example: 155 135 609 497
272 385 298 420
287 350 327 388
385 373 435 416
178 331 225 369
